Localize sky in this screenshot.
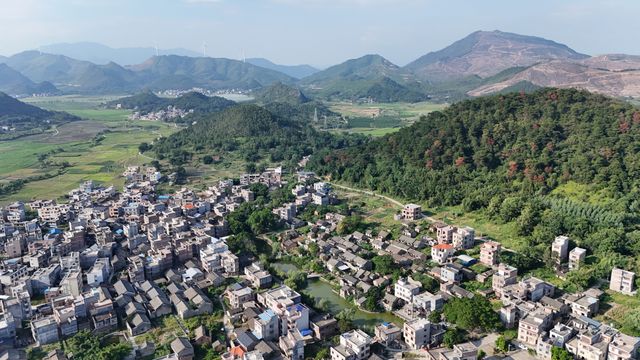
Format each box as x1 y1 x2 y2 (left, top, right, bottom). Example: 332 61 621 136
1 0 639 67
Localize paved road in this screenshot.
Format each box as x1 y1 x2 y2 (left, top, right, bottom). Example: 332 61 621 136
330 182 439 224
330 182 405 208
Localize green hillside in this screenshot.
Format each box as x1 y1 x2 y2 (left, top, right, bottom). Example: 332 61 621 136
0 92 78 139
4 51 137 93
310 88 640 284
252 82 310 105
301 55 426 102
130 55 296 90
0 64 58 96
152 103 365 168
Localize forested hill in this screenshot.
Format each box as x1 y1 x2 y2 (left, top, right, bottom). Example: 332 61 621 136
0 92 78 139
152 103 365 168
309 88 640 283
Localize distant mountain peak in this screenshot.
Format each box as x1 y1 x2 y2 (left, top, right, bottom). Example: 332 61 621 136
245 58 318 79
405 30 588 81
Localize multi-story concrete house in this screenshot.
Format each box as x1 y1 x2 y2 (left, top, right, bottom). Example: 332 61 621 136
452 227 475 249
518 311 552 347
569 247 587 270
480 241 501 266
87 257 111 287
330 330 372 360
258 286 302 316
566 326 617 360
375 322 402 346
244 262 273 289
395 278 421 303
492 264 518 298
431 244 454 264
402 204 422 221
608 333 640 360
436 225 455 244
31 316 59 345
403 318 433 350
251 309 279 341
552 236 570 264
610 268 636 295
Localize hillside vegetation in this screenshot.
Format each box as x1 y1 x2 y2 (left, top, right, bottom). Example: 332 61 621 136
310 88 640 286
152 103 365 169
252 82 310 105
0 92 78 139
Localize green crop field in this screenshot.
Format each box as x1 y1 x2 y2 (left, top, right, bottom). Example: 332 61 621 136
328 101 447 136
0 96 178 205
329 101 446 121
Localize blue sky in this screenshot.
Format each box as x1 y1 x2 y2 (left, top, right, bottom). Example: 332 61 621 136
1 0 639 67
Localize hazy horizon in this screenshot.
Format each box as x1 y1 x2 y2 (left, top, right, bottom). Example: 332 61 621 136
2 0 640 68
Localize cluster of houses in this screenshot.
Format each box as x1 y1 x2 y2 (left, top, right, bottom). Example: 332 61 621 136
273 198 640 360
127 106 195 121
1 161 639 360
0 166 314 359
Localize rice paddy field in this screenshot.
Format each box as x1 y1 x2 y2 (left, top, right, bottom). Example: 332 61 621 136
0 95 178 204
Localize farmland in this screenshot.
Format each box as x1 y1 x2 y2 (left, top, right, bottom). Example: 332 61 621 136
328 101 446 136
0 96 178 204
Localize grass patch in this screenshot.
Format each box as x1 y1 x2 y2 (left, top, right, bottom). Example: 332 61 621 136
597 290 640 336
431 205 529 252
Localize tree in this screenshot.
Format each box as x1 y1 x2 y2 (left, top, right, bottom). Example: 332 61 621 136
202 155 214 164
477 350 486 360
66 330 100 360
315 348 330 360
551 347 573 360
226 232 257 254
443 297 501 331
413 273 439 292
443 328 465 348
249 183 270 199
372 255 395 275
428 310 442 323
138 142 151 153
245 162 257 173
336 214 364 235
362 286 383 312
284 271 308 290
247 208 277 234
495 335 508 353
316 298 330 312
336 308 355 333
65 330 131 360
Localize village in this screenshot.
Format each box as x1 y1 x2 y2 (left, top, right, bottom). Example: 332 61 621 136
0 164 638 360
127 106 194 121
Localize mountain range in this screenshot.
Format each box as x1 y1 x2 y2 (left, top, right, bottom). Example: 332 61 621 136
0 52 295 94
39 42 202 65
245 58 319 79
2 31 640 101
0 63 59 96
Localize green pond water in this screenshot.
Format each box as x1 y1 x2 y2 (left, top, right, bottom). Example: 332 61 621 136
272 262 403 328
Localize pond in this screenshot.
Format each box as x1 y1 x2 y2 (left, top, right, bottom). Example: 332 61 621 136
304 279 403 328
271 262 403 327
